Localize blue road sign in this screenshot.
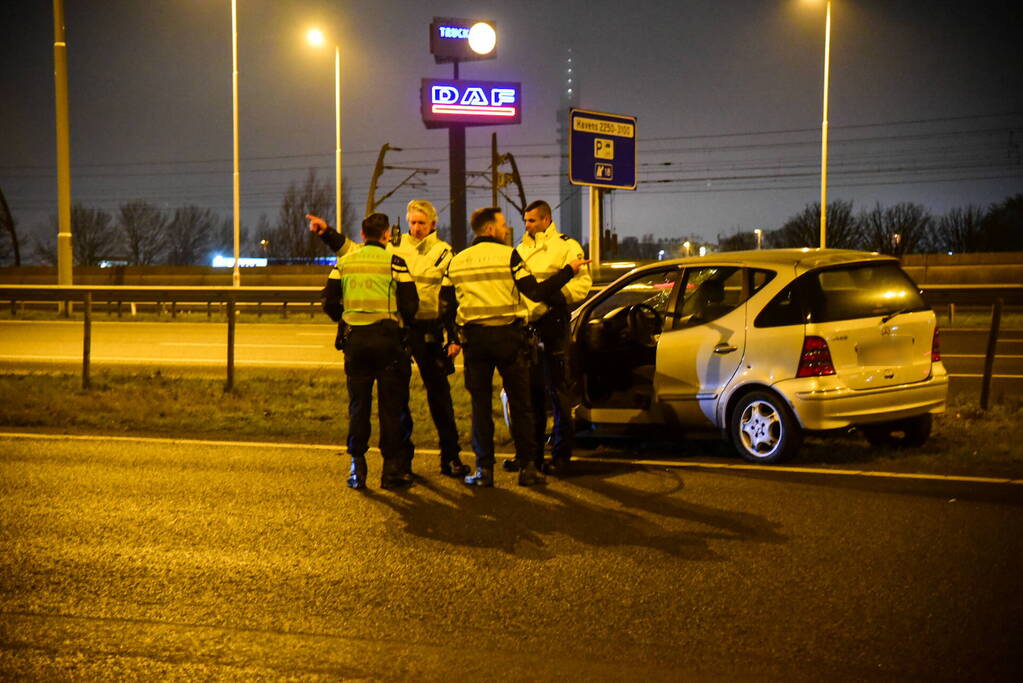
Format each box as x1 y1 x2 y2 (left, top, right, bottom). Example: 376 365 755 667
569 108 637 190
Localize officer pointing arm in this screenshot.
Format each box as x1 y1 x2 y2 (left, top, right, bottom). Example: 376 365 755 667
307 213 359 258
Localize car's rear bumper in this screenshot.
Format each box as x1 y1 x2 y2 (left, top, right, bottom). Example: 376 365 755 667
775 363 949 430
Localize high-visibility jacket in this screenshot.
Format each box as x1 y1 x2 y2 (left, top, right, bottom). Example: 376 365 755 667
390 230 454 321
326 242 416 326
516 221 592 321
447 236 574 327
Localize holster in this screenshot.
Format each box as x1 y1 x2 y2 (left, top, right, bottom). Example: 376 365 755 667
524 323 541 366
334 322 351 351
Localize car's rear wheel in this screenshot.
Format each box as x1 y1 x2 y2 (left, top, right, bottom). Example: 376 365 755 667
729 391 803 464
861 414 932 448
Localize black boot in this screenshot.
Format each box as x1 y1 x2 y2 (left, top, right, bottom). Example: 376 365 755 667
380 457 413 490
543 458 572 476
347 455 367 490
517 461 545 487
440 456 470 478
463 466 494 487
501 458 520 472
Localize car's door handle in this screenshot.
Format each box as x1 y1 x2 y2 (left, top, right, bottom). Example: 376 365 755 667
713 343 738 354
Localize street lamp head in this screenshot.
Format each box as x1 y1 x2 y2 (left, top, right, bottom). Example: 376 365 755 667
306 28 326 48
467 22 496 55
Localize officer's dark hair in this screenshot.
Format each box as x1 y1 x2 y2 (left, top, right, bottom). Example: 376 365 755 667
470 207 503 235
524 200 551 219
361 212 390 240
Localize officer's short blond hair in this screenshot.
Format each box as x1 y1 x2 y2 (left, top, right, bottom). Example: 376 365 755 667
406 200 438 225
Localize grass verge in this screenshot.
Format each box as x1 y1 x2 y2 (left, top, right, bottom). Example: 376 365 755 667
2 369 1021 479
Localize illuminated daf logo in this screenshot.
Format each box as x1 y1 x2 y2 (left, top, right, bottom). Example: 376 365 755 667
420 79 522 128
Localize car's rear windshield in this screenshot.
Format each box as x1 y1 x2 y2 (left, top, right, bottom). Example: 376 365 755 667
805 262 928 323
755 261 928 327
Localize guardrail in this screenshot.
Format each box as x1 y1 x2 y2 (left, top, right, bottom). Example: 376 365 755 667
0 285 322 391
2 283 1021 398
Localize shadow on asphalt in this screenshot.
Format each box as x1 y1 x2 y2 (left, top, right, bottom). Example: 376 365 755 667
363 462 787 558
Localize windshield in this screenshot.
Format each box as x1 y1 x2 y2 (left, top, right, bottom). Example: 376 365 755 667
805 262 928 323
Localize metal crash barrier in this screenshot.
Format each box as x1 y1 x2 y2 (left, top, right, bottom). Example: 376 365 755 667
0 285 320 391
1 283 1021 396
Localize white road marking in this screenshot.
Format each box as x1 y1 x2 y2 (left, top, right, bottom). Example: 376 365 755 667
949 373 1023 379
1 432 1018 486
160 342 323 349
589 456 1023 485
0 354 337 367
942 354 1023 359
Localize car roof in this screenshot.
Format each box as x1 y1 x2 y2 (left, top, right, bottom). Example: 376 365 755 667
625 248 897 275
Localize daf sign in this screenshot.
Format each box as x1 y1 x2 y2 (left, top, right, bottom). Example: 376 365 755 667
421 78 522 129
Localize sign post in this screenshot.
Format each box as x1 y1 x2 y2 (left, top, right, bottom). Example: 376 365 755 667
568 108 637 268
424 17 504 251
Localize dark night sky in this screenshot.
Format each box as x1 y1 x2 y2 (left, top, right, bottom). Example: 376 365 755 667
2 0 1021 258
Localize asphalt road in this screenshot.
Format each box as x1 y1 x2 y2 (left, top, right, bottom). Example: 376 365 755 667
2 320 1021 397
1 433 1021 680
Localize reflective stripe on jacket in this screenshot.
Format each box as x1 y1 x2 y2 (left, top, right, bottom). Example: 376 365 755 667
517 221 592 321
332 244 411 326
390 231 453 321
447 240 528 326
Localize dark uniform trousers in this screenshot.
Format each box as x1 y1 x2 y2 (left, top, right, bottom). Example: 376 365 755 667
344 321 414 478
407 319 460 461
462 324 538 469
529 310 575 466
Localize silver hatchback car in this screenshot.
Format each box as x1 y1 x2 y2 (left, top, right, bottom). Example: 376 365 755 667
571 249 948 463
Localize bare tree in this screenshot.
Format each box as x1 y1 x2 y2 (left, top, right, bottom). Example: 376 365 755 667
270 168 332 259
31 228 57 265
928 205 986 253
118 201 167 265
256 168 355 260
165 205 216 265
717 229 757 252
858 202 931 256
768 200 860 249
210 216 252 258
0 186 21 266
982 194 1023 251
40 203 119 266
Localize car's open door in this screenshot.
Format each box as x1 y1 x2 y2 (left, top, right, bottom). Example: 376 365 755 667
654 266 748 429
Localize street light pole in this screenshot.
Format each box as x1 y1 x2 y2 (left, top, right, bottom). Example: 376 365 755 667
819 0 832 249
308 29 342 235
52 0 73 293
335 45 343 235
231 0 240 287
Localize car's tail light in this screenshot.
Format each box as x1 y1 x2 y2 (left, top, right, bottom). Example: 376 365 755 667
797 335 836 377
931 327 941 362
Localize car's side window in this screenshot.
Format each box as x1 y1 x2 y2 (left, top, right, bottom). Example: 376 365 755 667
754 279 807 327
749 268 776 296
588 268 681 320
675 266 744 327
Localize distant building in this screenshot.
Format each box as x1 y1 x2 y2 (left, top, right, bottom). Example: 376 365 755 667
557 50 583 243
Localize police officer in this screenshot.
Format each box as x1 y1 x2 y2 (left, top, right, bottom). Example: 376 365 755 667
389 200 469 478
509 200 592 475
446 207 589 487
319 212 419 490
